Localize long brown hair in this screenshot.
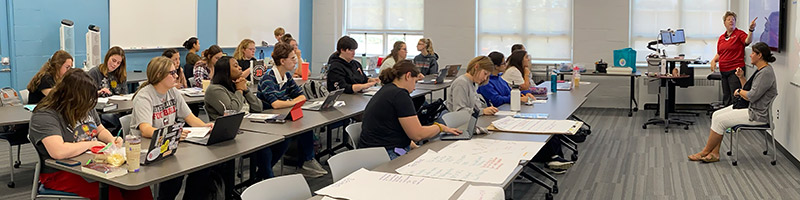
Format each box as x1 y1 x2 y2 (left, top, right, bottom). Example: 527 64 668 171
233 39 255 60
506 50 528 75
133 56 174 98
379 60 420 85
27 50 73 92
386 41 405 62
99 46 127 83
34 68 98 126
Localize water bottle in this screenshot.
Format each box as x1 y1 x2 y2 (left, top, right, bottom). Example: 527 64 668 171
510 82 521 111
572 66 581 88
550 74 557 93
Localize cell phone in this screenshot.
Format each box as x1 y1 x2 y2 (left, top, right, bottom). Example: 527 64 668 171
56 159 81 167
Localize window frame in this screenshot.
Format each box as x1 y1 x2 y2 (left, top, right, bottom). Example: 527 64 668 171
344 0 425 58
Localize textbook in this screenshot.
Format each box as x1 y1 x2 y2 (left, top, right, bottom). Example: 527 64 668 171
81 163 128 179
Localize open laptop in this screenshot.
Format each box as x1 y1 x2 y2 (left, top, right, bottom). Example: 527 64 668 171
302 89 344 111
441 109 480 140
184 112 245 146
445 64 461 77
141 123 184 165
419 68 449 84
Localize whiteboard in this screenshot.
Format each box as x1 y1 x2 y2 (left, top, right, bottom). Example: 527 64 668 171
217 0 300 48
109 0 197 49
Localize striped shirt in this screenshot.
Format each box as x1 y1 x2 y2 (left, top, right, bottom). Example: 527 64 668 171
257 70 304 109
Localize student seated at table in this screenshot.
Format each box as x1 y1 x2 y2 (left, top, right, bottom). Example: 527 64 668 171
130 56 215 199
689 42 778 163
446 56 498 115
379 41 407 72
204 55 287 180
257 43 328 177
280 34 306 78
193 45 224 87
503 50 532 92
511 43 525 52
234 39 256 80
327 36 379 94
183 37 201 66
27 50 73 104
360 60 462 159
413 38 439 75
88 46 128 134
29 69 152 200
274 27 285 42
162 49 188 89
477 51 535 106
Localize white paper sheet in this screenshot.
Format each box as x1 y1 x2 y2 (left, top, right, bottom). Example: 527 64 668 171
395 150 518 184
437 138 546 161
97 98 109 104
108 94 134 101
457 185 505 200
184 127 211 138
494 111 517 116
491 117 581 134
316 168 465 200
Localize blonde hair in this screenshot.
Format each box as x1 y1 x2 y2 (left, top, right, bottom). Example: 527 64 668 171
233 39 255 60
98 46 127 83
723 11 737 21
419 38 435 55
274 27 285 37
27 50 72 92
466 56 494 76
133 56 174 98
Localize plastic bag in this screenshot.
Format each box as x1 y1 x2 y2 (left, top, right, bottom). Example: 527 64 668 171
100 142 127 167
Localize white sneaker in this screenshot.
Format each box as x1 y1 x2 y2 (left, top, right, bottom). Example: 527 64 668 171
296 167 324 178
303 160 328 175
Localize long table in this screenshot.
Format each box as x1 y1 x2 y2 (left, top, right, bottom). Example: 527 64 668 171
0 105 30 126
557 71 641 117
308 82 599 199
44 131 284 200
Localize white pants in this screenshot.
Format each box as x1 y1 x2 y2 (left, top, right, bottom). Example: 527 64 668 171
710 105 764 135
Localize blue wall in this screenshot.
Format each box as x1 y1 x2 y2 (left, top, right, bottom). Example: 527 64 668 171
1 0 313 90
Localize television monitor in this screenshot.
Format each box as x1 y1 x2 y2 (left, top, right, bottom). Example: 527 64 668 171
660 29 684 45
749 0 788 51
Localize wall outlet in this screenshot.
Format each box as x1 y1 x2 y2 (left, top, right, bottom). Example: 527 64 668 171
1 57 9 65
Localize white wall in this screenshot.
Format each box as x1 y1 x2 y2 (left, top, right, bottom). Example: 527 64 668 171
311 0 345 74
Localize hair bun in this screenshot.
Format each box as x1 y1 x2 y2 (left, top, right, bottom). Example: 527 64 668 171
767 56 776 63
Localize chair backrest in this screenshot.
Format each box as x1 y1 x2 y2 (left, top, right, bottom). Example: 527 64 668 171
20 89 29 104
345 122 362 149
187 77 196 88
442 110 471 127
120 114 132 136
30 133 40 200
240 174 311 200
328 147 390 182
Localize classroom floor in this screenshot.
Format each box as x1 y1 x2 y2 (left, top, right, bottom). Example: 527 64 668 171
3 108 800 199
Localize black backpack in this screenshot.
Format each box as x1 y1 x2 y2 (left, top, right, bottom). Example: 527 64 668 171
417 98 447 126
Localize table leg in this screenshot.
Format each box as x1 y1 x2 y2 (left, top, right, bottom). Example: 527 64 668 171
628 76 635 117
98 182 109 200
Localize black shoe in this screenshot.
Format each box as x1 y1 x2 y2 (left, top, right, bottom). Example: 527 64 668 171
547 156 574 170
546 168 567 175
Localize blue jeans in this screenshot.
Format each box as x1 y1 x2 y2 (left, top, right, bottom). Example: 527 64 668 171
292 131 316 161
251 140 289 179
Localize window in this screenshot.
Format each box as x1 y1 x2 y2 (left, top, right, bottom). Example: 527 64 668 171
477 0 572 61
346 0 424 58
631 0 729 63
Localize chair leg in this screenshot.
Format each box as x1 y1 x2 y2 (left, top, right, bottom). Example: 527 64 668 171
727 130 733 156
770 130 777 165
733 129 740 166
15 145 21 168
763 130 770 155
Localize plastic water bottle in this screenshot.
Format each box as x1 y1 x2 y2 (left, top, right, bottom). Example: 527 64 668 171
510 82 521 111
572 66 581 88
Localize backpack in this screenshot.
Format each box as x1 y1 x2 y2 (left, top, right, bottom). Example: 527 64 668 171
0 87 22 106
301 80 329 99
417 98 447 126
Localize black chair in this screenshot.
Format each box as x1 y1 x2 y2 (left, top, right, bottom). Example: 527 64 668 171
184 63 194 80
1 125 29 188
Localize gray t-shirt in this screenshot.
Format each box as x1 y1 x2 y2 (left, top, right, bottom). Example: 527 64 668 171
130 85 192 137
29 108 102 173
446 74 487 114
88 67 128 95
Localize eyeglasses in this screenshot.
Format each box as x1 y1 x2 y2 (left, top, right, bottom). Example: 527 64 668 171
169 69 179 76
